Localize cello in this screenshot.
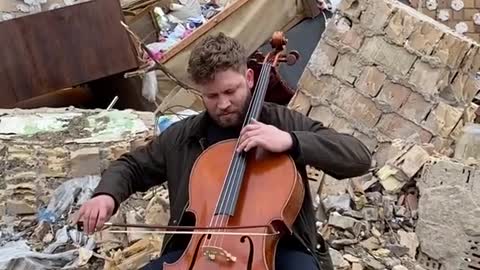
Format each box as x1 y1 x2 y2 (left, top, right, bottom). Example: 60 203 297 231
163 31 304 270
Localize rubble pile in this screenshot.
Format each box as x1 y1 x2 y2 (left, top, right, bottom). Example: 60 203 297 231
0 107 166 269
0 0 92 22
288 0 480 268
309 140 428 270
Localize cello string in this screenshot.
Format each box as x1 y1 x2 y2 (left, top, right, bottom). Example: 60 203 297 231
206 61 271 249
214 61 273 249
206 62 270 249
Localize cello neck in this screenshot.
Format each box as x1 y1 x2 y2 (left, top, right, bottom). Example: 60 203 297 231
241 62 273 127
214 62 272 217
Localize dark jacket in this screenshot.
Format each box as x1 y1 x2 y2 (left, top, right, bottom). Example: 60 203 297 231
93 102 372 269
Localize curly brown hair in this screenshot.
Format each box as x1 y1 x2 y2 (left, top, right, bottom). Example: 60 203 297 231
187 32 248 84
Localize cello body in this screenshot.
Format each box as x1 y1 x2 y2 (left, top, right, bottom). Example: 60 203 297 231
164 31 304 270
164 140 304 270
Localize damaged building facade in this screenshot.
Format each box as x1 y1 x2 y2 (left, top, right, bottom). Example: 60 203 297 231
288 0 480 268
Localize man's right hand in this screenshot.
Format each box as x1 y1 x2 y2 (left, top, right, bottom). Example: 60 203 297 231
72 194 115 235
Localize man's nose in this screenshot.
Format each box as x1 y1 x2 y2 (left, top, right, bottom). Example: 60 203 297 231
218 97 231 110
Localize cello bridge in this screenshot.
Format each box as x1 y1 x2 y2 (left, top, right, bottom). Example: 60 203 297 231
203 246 237 262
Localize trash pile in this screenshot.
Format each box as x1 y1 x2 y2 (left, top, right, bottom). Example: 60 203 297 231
0 176 171 270
146 0 229 61
312 140 432 270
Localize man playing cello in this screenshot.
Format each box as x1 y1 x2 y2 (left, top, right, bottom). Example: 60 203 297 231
73 33 372 270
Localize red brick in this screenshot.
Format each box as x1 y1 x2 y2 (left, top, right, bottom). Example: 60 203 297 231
354 66 387 97
375 82 411 111
463 8 479 18
437 0 450 8
335 86 383 128
452 10 464 20
376 113 433 143
398 91 433 124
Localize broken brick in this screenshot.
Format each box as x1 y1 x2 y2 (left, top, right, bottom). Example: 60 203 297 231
398 92 433 124
354 66 387 97
375 82 411 111
423 102 463 137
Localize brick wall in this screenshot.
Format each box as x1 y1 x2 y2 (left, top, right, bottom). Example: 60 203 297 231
288 0 480 166
410 0 480 43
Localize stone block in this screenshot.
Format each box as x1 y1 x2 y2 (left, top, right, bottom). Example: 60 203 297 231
406 21 444 55
323 15 353 45
384 9 418 45
460 47 480 73
328 213 358 230
70 147 101 177
359 0 394 33
430 136 454 154
298 69 342 104
374 82 411 111
288 90 311 115
333 53 363 84
330 116 356 135
308 105 336 127
359 36 417 77
338 0 368 21
398 92 433 124
354 66 387 97
340 25 364 50
6 145 37 172
307 41 339 76
37 147 68 178
432 34 471 69
335 86 383 128
447 72 480 105
408 61 449 97
423 102 463 137
6 199 36 215
390 145 431 179
376 114 433 143
416 159 480 269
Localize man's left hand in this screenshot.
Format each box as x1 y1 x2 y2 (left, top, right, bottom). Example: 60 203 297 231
237 119 293 153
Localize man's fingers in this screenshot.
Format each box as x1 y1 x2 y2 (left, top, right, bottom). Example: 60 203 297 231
96 207 108 230
240 122 261 135
87 208 99 234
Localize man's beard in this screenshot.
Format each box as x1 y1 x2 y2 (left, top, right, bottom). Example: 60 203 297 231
207 94 252 128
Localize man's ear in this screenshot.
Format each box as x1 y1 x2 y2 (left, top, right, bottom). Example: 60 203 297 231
246 68 254 89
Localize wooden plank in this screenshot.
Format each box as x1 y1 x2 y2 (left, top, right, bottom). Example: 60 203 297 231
0 0 140 108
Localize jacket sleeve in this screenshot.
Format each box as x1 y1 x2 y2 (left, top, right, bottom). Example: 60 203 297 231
280 107 372 180
92 132 168 213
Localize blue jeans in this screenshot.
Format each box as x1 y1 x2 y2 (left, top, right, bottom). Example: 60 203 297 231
141 244 319 270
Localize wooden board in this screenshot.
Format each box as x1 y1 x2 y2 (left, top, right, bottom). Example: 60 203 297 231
0 0 140 108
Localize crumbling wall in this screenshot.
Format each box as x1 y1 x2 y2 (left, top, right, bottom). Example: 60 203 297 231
416 158 480 269
0 108 154 217
289 0 480 167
